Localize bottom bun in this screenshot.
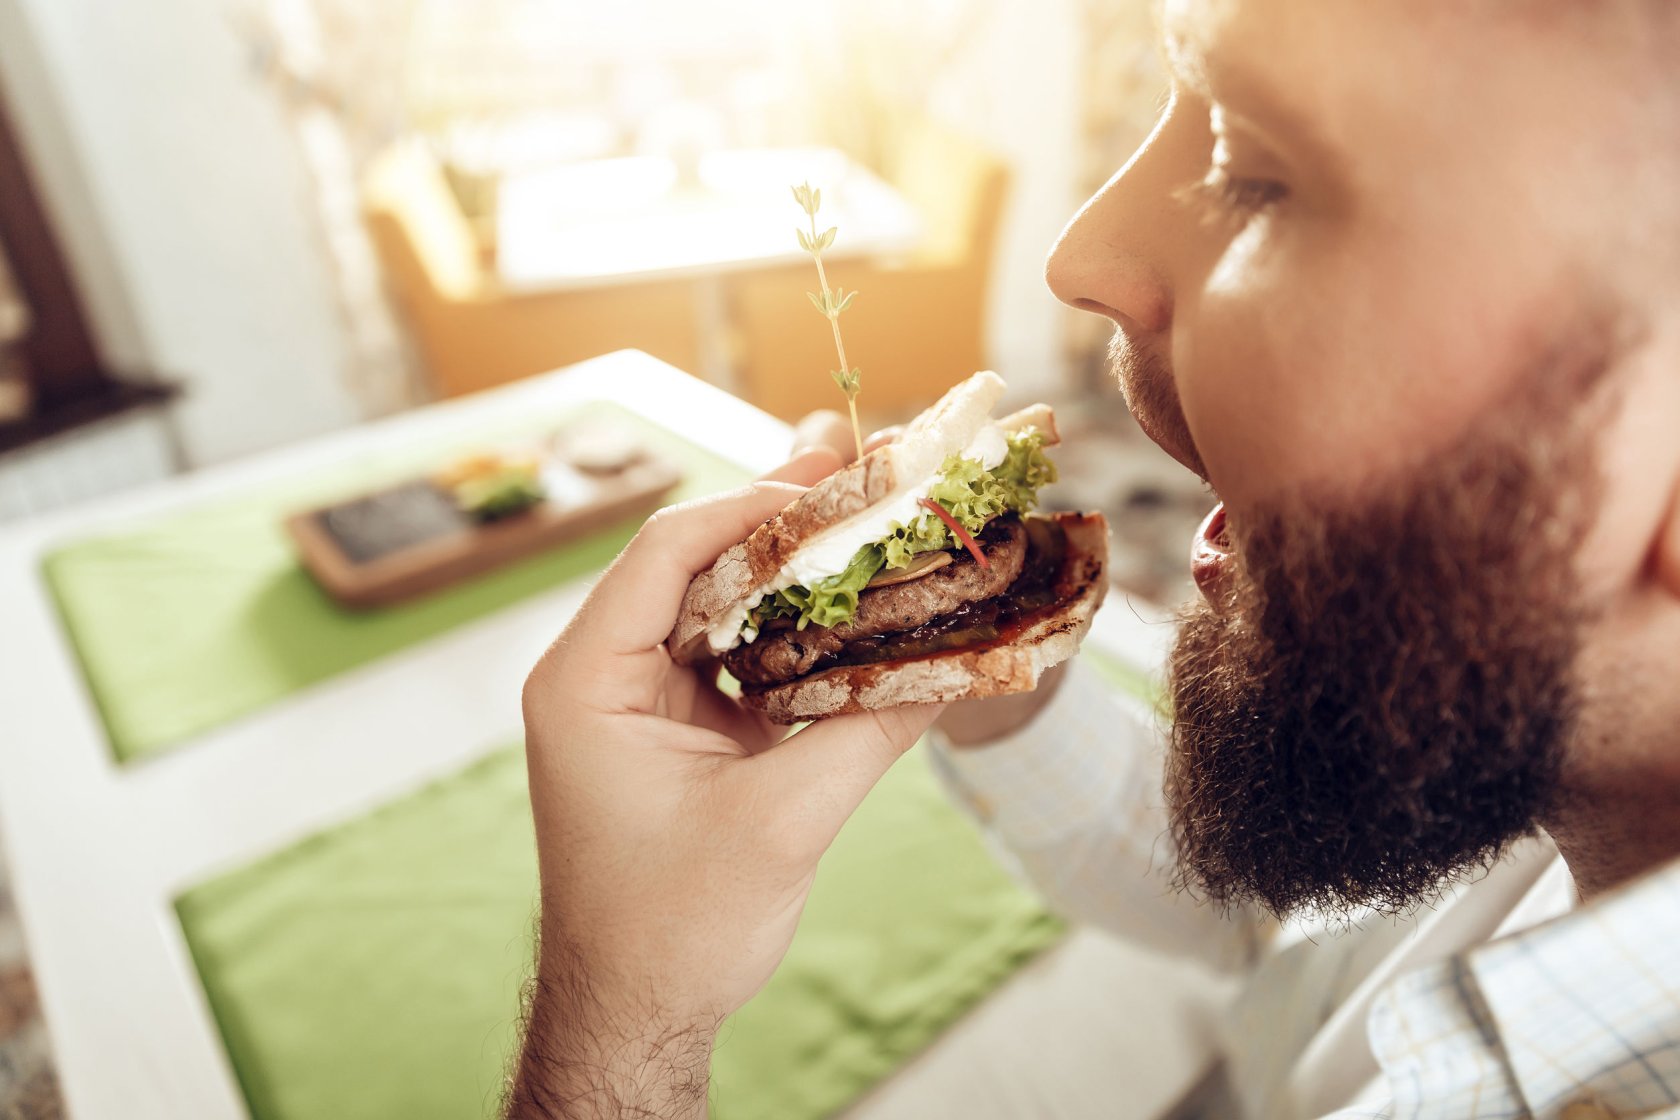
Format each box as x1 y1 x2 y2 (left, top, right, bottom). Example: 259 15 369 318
741 512 1108 724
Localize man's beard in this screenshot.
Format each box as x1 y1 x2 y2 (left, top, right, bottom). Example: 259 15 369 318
1164 334 1616 921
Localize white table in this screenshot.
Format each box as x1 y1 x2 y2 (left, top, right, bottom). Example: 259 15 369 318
495 148 922 387
0 351 1222 1119
495 147 920 291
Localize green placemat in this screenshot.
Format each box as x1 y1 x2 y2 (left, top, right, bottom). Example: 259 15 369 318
42 401 746 764
176 745 1064 1120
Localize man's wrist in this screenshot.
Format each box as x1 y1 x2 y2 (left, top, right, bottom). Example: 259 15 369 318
934 661 1069 747
505 942 719 1120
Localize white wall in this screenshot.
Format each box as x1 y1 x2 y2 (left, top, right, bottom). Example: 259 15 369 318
0 0 362 467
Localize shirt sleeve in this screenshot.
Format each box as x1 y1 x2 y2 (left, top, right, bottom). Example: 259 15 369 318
927 658 1266 974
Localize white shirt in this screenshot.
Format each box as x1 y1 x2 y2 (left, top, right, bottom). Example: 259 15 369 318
928 662 1680 1120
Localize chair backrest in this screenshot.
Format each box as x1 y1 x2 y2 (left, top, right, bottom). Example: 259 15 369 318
363 140 708 398
726 117 1012 421
362 141 483 304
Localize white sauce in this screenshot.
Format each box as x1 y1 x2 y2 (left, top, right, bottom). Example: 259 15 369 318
705 423 1010 653
785 487 928 589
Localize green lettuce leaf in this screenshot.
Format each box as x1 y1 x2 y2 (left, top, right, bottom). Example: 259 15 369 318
749 428 1057 633
452 468 546 521
880 427 1057 569
758 542 885 631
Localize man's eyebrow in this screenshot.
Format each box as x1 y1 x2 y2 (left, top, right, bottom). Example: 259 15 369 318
1161 18 1340 171
1161 29 1212 100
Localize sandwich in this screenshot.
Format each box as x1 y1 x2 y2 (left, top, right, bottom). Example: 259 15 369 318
667 371 1109 723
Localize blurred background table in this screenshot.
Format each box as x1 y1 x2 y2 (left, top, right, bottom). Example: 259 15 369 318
494 147 919 290
494 146 919 391
364 124 1010 422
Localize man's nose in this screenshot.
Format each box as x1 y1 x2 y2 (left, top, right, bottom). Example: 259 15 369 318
1045 99 1206 336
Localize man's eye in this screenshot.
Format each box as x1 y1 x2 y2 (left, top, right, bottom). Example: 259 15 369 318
1184 166 1290 216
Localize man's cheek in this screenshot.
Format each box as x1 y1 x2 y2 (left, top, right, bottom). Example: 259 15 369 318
1175 275 1357 507
1550 347 1677 603
1184 238 1513 508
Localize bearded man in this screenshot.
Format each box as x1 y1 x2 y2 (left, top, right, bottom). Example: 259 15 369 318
507 1 1680 1116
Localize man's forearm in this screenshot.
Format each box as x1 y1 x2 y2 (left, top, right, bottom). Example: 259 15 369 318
505 945 718 1120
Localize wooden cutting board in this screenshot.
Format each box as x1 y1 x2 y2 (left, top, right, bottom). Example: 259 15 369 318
286 423 681 609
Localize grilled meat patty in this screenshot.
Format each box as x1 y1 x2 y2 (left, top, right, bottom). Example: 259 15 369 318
724 516 1028 686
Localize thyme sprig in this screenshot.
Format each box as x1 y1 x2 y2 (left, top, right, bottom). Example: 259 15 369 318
791 181 863 460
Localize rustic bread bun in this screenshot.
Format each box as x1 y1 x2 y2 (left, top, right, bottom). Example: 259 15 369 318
667 373 1060 665
740 511 1108 724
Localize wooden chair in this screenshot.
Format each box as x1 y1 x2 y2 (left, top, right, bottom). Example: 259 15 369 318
724 117 1011 423
362 142 702 398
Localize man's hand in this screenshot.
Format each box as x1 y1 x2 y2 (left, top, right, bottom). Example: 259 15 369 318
508 449 943 1119
791 411 1065 746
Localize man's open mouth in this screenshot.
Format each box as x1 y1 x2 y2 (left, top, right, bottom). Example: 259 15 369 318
1191 501 1233 600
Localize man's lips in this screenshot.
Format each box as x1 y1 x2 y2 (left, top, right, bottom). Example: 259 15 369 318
1191 502 1233 599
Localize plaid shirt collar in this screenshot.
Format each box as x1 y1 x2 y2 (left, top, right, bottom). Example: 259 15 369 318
1369 854 1680 1119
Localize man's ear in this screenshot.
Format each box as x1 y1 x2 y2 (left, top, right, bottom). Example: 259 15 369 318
1654 479 1680 601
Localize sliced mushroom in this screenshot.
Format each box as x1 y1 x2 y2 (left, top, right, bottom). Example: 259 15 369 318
865 550 954 589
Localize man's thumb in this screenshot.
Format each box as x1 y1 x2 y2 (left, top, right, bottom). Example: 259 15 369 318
752 703 946 847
